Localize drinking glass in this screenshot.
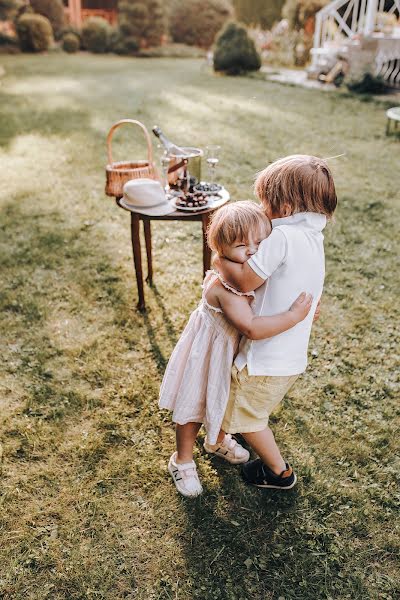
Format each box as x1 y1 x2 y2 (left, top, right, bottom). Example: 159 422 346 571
160 150 174 199
205 145 221 189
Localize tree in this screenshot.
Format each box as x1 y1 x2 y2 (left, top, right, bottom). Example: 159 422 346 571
170 0 233 48
118 0 166 48
0 0 23 21
233 0 285 29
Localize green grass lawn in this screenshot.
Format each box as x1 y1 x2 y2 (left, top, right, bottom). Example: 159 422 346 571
0 54 399 600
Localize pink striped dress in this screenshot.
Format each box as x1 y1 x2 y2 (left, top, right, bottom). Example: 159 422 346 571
159 270 254 445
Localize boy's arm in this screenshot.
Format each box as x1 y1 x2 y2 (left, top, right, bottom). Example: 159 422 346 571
218 290 313 340
214 229 287 293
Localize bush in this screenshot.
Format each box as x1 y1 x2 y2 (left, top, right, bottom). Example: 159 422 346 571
62 32 79 53
108 28 139 55
0 30 20 53
170 0 233 48
214 21 261 75
0 0 22 21
29 0 65 40
16 13 53 52
346 73 388 95
118 0 166 48
81 16 110 53
60 25 81 45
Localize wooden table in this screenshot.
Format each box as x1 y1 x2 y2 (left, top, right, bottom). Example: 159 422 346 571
386 106 400 135
116 191 230 310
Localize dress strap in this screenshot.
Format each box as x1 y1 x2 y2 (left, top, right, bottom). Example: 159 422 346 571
201 270 224 313
211 269 255 298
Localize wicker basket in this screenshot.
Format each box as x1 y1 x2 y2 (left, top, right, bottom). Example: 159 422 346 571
105 119 158 197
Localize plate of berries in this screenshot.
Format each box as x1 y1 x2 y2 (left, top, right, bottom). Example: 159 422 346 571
193 182 223 195
172 191 210 212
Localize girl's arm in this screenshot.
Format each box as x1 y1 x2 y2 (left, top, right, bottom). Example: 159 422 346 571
217 290 313 340
213 255 265 293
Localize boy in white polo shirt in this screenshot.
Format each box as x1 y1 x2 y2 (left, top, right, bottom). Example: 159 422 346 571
216 155 337 489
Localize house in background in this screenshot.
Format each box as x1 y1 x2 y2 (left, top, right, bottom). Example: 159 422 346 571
63 0 117 28
309 0 400 86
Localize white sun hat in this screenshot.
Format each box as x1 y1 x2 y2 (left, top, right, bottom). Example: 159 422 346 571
120 178 175 216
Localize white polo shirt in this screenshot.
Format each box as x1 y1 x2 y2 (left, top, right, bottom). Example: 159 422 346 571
234 212 326 376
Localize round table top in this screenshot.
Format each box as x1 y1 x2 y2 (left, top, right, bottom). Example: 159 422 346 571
116 187 230 218
386 107 400 120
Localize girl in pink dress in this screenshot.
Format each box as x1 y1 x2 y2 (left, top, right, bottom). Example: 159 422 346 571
159 201 312 497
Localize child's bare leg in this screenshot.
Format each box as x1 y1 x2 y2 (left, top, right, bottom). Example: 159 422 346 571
176 422 202 463
242 427 286 474
216 429 226 443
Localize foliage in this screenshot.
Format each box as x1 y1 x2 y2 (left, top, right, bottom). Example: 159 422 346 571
118 0 166 48
346 72 389 95
137 42 205 58
262 28 302 66
62 31 79 53
170 0 233 48
15 12 53 51
81 16 111 53
29 0 65 39
214 20 261 75
233 0 285 29
0 0 21 21
60 24 81 44
108 28 139 55
283 0 329 29
0 30 20 53
0 30 17 44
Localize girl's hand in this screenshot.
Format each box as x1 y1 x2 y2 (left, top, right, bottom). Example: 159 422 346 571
313 298 321 322
289 292 313 324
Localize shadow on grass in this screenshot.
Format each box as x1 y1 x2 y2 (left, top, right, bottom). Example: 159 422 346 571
141 309 168 376
177 458 368 600
149 284 179 345
0 95 91 148
179 465 300 599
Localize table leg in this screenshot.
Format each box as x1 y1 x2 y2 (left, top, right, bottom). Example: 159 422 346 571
202 212 212 276
130 213 145 311
143 219 153 286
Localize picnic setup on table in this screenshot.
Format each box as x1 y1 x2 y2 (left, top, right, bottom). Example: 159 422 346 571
105 119 231 311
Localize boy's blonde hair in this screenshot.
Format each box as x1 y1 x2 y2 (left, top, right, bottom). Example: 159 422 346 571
207 200 271 255
255 155 337 218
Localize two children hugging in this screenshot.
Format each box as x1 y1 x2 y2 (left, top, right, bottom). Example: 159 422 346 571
159 154 337 497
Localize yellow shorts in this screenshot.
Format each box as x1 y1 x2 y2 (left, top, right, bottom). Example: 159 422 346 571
221 366 299 434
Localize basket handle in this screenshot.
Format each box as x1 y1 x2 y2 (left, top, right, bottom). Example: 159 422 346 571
106 119 154 165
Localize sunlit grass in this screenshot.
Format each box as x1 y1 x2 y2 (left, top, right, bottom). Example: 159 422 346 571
0 54 399 600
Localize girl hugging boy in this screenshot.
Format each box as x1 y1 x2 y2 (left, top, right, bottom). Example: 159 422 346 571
159 154 337 497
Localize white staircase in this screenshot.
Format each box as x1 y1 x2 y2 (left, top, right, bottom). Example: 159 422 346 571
310 0 400 87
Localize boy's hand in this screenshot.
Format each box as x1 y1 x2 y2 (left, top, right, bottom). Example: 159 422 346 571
289 292 313 324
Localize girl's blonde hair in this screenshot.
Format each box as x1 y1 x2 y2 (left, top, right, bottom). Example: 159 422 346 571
207 200 271 255
255 155 337 218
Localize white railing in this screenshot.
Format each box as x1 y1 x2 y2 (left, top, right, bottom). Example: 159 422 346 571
314 0 400 50
376 38 400 86
313 0 400 86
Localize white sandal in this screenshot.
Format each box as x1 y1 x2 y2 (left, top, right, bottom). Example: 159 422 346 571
204 434 250 464
168 452 203 497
